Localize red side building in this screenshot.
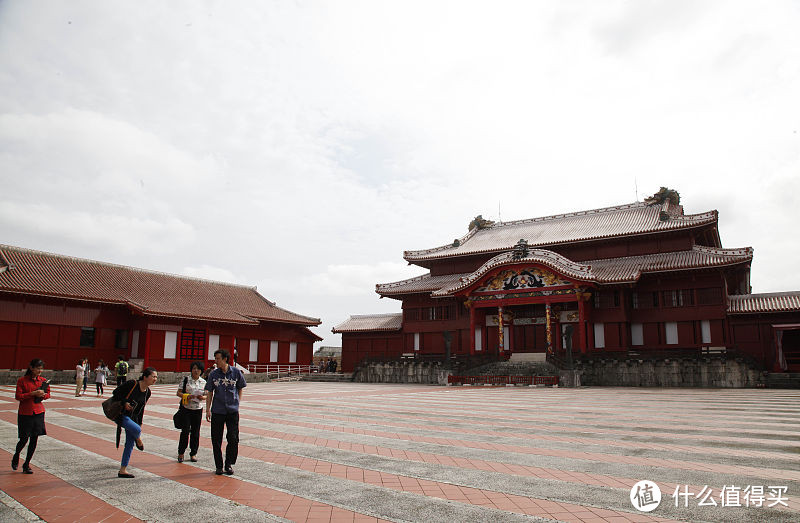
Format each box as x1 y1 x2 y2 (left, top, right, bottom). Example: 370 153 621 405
0 245 321 371
334 190 800 373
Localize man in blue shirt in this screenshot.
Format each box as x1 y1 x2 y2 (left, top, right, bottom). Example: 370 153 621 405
204 349 246 475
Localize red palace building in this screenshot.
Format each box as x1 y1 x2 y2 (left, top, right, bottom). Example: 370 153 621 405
334 189 800 374
0 245 321 371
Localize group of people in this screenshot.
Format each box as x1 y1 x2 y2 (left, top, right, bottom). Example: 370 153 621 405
74 356 131 397
317 358 338 373
13 348 246 479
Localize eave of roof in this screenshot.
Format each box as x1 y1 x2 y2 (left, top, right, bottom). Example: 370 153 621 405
404 201 718 263
420 245 753 297
332 313 403 333
728 292 800 314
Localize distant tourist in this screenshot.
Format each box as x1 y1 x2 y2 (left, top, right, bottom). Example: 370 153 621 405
82 357 90 395
205 349 246 475
13 358 50 474
115 355 129 385
113 367 157 478
95 360 109 396
177 361 207 463
75 358 87 397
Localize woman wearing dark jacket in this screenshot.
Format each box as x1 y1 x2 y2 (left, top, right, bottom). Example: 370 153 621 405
112 367 158 478
13 358 50 474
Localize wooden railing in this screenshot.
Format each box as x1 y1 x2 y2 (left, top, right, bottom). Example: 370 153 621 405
447 375 559 386
246 364 316 374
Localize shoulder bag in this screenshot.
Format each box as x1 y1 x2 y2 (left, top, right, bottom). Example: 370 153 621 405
173 376 189 429
102 381 136 421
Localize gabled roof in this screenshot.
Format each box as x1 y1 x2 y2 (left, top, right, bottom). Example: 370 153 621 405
728 292 800 314
332 313 402 333
404 200 718 263
377 245 753 297
0 244 320 326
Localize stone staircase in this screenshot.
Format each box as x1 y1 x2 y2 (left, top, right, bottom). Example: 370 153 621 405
463 361 560 377
300 373 353 382
765 373 800 388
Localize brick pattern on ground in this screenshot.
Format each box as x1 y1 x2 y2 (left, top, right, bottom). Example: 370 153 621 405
1 382 799 522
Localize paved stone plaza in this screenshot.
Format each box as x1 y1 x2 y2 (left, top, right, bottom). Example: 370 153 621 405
0 381 798 522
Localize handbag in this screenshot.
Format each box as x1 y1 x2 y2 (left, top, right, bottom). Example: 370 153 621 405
102 381 136 421
172 376 189 429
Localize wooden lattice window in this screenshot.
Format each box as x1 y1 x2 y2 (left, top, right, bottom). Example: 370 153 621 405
180 328 206 361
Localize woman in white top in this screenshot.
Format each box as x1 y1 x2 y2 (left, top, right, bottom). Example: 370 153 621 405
176 361 207 463
74 358 87 397
94 360 109 396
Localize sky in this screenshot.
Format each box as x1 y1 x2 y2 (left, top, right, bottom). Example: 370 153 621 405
1 1 799 347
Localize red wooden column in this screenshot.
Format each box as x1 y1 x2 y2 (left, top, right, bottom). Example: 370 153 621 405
468 302 476 355
498 306 504 352
143 329 151 369
577 296 587 354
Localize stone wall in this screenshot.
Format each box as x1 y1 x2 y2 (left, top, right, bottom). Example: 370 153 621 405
352 362 452 385
575 359 764 387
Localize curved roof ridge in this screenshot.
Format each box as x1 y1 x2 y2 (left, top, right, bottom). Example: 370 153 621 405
375 272 432 290
433 248 593 297
0 244 256 291
496 201 646 227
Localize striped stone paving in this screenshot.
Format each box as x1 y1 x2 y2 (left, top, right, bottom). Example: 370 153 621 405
0 382 798 522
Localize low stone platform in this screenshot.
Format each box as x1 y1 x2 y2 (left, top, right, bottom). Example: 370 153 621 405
1 382 798 522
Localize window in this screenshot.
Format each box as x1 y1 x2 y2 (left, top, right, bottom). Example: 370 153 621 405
697 287 722 305
115 329 128 349
631 292 640 310
164 331 178 359
631 323 643 346
289 342 297 363
593 323 605 349
131 330 140 358
665 322 678 344
414 333 420 351
593 291 619 309
662 289 694 307
207 334 220 360
269 341 278 362
249 339 259 362
405 308 419 321
79 327 95 348
701 320 711 344
424 306 452 321
180 329 206 361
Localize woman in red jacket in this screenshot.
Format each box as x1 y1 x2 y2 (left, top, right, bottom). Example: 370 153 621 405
13 358 50 474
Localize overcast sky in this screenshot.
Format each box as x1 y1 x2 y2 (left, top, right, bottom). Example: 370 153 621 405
1 1 798 347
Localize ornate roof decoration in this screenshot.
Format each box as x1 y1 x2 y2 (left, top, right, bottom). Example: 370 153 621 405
332 313 403 333
404 196 717 263
0 244 321 326
728 292 800 314
381 246 753 297
432 249 593 296
468 215 495 231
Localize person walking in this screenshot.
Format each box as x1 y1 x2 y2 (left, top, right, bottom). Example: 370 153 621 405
112 367 157 478
114 355 129 385
13 358 50 474
82 358 90 395
75 358 86 397
177 361 207 463
95 360 109 396
205 349 246 475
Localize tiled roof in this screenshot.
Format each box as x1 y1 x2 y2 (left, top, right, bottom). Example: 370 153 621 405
404 200 717 262
587 245 753 284
332 313 402 333
0 245 320 326
376 272 467 297
728 292 800 314
376 246 752 297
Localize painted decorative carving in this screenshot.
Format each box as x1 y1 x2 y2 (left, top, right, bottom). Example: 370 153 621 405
476 267 571 293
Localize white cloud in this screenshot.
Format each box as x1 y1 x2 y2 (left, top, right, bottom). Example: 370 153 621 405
1 0 799 346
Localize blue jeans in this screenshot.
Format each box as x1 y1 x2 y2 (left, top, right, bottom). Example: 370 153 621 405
119 416 141 467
